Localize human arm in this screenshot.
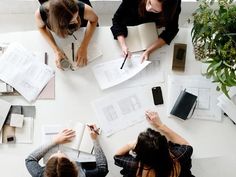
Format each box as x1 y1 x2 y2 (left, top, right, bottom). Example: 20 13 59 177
25 129 75 177
145 111 189 145
85 125 108 177
76 4 98 67
35 8 65 69
115 140 136 156
141 37 166 62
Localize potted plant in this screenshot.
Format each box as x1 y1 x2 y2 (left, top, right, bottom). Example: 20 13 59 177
191 0 236 98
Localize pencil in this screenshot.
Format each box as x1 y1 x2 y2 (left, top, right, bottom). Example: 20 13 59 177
86 124 100 135
72 34 77 40
72 43 74 62
120 53 128 69
44 52 48 65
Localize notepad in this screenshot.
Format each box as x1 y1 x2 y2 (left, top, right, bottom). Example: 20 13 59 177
65 122 93 154
126 22 158 52
170 90 197 120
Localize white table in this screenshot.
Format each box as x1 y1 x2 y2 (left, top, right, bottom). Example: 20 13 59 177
0 27 236 177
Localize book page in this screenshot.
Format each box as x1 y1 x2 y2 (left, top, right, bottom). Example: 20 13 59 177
126 26 143 52
64 122 85 150
138 23 158 50
79 126 93 154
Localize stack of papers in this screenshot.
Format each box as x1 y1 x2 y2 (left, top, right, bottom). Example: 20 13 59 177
217 87 236 123
0 42 55 102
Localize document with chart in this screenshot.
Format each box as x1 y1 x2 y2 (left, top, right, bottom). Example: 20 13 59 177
91 87 152 136
0 42 55 102
92 55 151 90
167 75 222 121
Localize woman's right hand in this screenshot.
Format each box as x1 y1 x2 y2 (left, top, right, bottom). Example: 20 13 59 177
53 129 75 145
145 110 163 128
55 50 66 70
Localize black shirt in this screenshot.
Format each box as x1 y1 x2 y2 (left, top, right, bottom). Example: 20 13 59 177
110 0 181 45
114 142 195 177
38 0 92 28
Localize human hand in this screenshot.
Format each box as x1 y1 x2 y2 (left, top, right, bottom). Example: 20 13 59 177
87 124 100 140
141 50 150 63
76 46 88 67
55 50 66 70
53 129 76 145
145 110 163 128
121 45 132 59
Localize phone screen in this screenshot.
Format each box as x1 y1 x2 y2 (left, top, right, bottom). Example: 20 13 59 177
152 86 164 105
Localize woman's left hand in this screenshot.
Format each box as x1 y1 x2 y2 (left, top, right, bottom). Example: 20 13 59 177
76 46 88 67
53 129 76 145
141 50 150 63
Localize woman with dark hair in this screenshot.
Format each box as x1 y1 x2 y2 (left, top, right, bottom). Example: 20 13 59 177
110 0 181 62
114 111 194 177
35 0 98 69
25 125 108 177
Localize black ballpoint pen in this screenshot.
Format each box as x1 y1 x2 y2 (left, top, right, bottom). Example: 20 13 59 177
120 53 128 69
72 43 74 62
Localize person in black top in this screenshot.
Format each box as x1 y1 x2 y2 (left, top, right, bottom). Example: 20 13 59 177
111 0 181 62
114 111 195 177
35 0 98 69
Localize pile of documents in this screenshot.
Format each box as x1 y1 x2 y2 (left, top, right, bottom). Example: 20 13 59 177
0 42 55 102
217 87 236 123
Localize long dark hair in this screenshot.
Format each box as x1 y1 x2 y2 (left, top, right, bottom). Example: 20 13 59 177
133 128 179 177
48 0 80 37
138 0 179 26
44 157 78 177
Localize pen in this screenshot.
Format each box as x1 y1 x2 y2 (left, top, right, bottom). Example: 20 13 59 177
72 34 77 40
44 52 48 65
86 124 100 135
120 53 128 69
72 43 74 62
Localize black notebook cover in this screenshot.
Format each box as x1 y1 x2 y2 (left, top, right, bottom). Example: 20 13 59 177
170 90 197 120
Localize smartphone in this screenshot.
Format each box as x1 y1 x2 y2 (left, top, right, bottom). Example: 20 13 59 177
152 86 164 105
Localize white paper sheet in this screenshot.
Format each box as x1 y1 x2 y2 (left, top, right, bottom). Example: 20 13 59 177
91 87 151 136
217 87 236 123
63 42 102 69
0 42 55 102
167 75 222 121
92 54 151 90
119 59 164 88
0 99 11 131
15 117 34 144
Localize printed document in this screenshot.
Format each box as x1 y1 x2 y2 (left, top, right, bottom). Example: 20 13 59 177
0 42 55 102
167 75 222 121
92 54 151 90
92 87 152 136
217 87 236 123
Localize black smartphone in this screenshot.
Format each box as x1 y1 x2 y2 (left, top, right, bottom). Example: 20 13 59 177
152 86 164 105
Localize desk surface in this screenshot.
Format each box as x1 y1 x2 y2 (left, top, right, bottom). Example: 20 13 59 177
0 27 236 177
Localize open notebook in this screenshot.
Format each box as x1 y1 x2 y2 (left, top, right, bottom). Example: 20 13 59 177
126 22 158 52
64 122 94 154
